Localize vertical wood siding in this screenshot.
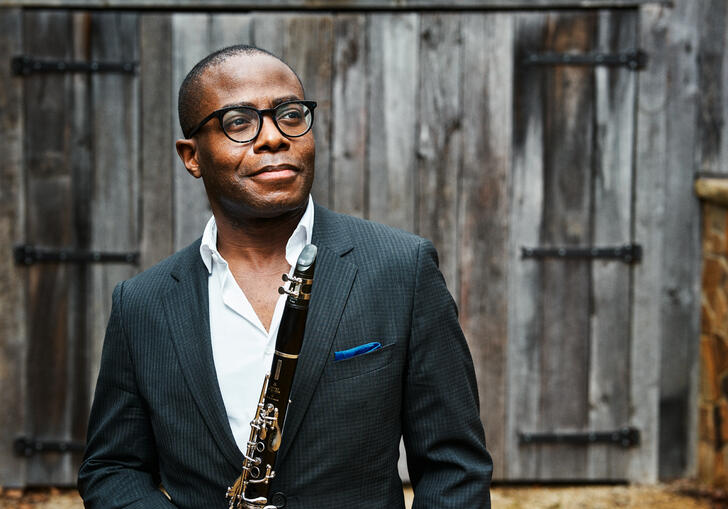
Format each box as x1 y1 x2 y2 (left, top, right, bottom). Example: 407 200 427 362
68 11 91 471
652 1 701 480
588 9 636 480
15 10 141 486
0 7 26 489
140 14 174 269
510 10 597 479
696 1 728 177
86 10 140 427
0 2 712 485
417 14 462 296
23 10 77 485
507 10 546 480
538 11 595 478
331 14 367 217
366 13 418 233
171 13 213 249
459 12 513 478
284 15 335 207
630 3 668 482
507 9 644 480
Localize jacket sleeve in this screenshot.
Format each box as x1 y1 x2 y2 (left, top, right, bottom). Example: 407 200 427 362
403 239 493 509
78 282 177 509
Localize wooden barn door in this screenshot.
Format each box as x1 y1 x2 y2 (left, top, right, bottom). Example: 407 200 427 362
1 5 657 487
11 10 139 486
506 9 642 480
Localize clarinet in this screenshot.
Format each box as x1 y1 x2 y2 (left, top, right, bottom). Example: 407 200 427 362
226 244 317 509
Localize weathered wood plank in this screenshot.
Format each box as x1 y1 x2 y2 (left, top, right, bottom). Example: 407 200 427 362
0 6 27 489
506 11 547 480
537 11 595 480
695 1 728 176
655 0 701 480
366 13 418 232
331 14 367 218
86 13 140 443
508 10 600 480
629 3 667 483
172 13 213 249
416 13 462 296
0 0 672 9
458 12 513 480
250 13 286 57
140 13 174 269
586 8 637 479
209 13 252 50
68 11 92 479
22 9 76 485
282 15 334 207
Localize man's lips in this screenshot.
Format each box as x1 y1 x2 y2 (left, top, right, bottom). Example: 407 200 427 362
248 164 299 177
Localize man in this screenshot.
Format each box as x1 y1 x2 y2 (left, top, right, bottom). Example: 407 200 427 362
78 45 492 509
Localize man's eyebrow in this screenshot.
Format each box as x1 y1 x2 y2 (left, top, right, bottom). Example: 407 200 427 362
271 95 303 106
219 95 304 110
220 100 256 109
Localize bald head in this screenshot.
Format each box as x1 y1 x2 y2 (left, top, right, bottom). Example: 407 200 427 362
177 45 304 138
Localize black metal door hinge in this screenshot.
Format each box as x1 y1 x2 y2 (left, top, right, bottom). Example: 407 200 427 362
13 245 139 265
14 437 85 457
519 427 640 448
12 56 137 76
522 50 647 71
521 244 642 264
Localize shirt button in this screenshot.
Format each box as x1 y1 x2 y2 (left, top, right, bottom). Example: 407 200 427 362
271 492 287 507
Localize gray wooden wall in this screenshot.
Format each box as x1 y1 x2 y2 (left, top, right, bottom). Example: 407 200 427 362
0 0 720 487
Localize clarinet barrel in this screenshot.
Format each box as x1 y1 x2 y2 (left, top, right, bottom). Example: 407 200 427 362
226 244 317 509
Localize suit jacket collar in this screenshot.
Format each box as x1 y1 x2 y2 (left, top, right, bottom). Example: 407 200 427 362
163 243 244 471
275 204 358 463
161 204 358 471
310 203 354 256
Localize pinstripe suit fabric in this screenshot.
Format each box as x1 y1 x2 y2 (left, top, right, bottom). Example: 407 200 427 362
78 204 493 508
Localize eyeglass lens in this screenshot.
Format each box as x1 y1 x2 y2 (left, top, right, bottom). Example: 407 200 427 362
221 102 313 142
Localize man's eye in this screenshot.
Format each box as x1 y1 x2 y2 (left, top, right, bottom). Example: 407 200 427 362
277 108 304 123
224 114 255 131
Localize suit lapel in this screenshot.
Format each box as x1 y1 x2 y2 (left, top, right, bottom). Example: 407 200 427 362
158 206 357 470
162 244 243 471
276 205 357 464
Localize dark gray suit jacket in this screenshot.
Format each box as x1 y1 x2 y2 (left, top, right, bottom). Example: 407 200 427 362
78 204 492 509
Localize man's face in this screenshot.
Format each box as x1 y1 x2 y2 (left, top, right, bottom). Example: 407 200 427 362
180 53 315 221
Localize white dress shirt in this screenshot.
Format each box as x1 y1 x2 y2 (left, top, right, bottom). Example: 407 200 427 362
199 196 314 452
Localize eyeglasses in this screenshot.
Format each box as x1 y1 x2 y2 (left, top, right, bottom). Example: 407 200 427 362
186 100 317 143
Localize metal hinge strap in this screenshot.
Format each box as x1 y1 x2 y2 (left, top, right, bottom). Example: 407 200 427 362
518 427 640 448
522 50 647 70
13 245 139 265
14 437 85 457
521 244 641 264
12 56 137 76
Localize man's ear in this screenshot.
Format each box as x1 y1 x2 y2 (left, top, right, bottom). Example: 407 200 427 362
175 138 202 178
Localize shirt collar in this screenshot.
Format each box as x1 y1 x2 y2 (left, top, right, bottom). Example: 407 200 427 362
200 195 315 274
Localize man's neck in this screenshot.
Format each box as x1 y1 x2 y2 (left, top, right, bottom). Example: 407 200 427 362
214 206 305 271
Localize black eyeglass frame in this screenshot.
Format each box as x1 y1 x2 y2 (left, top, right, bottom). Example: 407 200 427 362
185 100 317 143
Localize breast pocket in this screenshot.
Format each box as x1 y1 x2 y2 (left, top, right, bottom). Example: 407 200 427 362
324 341 396 381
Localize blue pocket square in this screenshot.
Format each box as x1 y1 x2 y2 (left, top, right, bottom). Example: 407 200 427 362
334 342 382 362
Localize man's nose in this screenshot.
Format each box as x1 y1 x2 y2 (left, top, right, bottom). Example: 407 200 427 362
253 114 289 152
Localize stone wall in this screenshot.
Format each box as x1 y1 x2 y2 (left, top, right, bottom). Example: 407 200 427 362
697 179 728 486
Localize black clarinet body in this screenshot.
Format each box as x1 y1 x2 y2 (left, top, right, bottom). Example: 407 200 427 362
226 244 317 509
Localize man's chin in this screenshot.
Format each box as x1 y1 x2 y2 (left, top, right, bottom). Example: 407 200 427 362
221 193 309 222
